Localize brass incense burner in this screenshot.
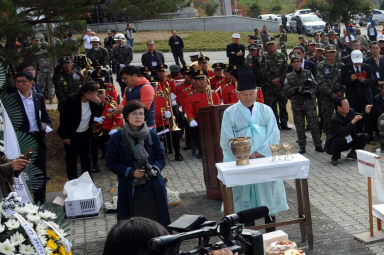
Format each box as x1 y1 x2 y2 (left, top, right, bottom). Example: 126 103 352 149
229 137 252 166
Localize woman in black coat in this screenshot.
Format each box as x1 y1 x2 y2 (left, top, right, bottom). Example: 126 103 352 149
106 100 170 227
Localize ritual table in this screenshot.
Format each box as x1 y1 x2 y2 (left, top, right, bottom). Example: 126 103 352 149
216 153 313 249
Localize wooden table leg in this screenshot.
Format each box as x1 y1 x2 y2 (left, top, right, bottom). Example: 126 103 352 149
301 179 313 250
295 179 306 242
221 182 234 215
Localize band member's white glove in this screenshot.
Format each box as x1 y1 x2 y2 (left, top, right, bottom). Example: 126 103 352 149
189 120 198 127
94 116 105 124
108 129 118 136
171 93 177 106
164 111 171 119
179 106 183 112
119 64 125 69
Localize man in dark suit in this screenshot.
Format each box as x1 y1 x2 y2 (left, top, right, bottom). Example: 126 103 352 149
12 71 51 204
325 97 371 165
168 30 186 67
287 46 317 77
365 41 384 97
58 81 101 180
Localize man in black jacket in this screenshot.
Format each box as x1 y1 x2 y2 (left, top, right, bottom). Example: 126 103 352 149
325 97 371 165
364 41 384 97
12 71 51 204
226 33 245 67
168 30 186 67
341 50 373 121
141 40 165 69
58 81 102 180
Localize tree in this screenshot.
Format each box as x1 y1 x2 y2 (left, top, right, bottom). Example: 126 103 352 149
304 0 371 25
108 0 186 21
380 0 384 10
203 2 219 16
268 0 282 13
247 3 261 18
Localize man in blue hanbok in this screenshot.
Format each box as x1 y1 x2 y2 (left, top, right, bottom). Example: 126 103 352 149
220 68 289 231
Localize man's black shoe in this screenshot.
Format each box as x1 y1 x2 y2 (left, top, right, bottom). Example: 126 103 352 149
315 146 324 152
305 125 310 131
331 159 338 166
347 151 357 160
299 147 306 154
280 125 292 130
174 154 183 161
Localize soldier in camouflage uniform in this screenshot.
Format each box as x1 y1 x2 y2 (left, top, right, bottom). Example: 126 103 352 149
308 44 326 65
284 54 324 154
86 37 109 67
261 25 270 49
306 41 316 58
112 33 133 94
312 31 321 44
320 32 328 46
260 39 290 129
53 56 84 111
316 45 345 136
275 25 288 57
34 42 54 102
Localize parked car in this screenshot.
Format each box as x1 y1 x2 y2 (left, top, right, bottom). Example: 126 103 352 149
373 9 384 23
289 14 326 35
258 14 278 21
294 9 314 16
351 13 367 26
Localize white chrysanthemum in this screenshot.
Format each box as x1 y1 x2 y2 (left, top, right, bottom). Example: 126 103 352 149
56 228 67 237
44 246 53 255
36 223 47 236
10 232 25 246
23 204 39 214
26 213 41 223
0 239 16 255
14 206 27 214
38 234 47 245
19 244 35 255
47 221 59 230
39 210 56 220
5 219 20 230
0 225 5 233
1 210 13 219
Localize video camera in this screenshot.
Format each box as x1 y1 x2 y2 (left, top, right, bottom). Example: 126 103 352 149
149 207 269 255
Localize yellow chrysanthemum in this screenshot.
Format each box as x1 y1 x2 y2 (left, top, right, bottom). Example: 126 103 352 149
47 229 59 240
59 245 66 255
50 253 59 255
67 251 72 255
47 239 58 250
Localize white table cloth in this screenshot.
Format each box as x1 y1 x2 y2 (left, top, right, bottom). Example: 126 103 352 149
216 153 310 187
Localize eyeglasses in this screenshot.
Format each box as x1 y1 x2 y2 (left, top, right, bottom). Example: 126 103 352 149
15 80 30 83
130 112 145 116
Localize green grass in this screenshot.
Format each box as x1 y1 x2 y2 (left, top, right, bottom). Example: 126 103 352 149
133 31 305 53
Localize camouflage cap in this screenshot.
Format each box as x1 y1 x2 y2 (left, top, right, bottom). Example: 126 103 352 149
313 31 320 36
266 37 276 44
315 43 325 50
59 56 72 64
325 45 337 52
320 31 326 36
290 53 301 61
328 30 338 36
308 41 316 46
248 44 259 50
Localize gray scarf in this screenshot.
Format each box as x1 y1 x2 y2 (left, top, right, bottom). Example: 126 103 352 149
121 122 152 167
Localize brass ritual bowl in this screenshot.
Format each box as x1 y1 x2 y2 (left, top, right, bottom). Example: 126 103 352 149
229 136 252 166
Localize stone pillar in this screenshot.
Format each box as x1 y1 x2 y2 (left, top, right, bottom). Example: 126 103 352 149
222 0 232 16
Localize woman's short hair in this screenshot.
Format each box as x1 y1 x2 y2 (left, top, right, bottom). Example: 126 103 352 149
122 100 149 120
103 217 169 255
79 80 99 94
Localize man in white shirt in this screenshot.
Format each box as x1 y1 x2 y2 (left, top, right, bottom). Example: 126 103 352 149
11 71 51 204
83 29 92 52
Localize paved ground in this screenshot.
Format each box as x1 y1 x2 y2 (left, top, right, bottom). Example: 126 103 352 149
47 51 384 254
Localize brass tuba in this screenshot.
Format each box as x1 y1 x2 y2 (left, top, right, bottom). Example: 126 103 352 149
82 57 93 80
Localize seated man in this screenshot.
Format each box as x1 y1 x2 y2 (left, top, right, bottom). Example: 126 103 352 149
325 97 372 166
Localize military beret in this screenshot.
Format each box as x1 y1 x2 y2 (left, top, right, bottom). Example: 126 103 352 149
155 64 168 72
169 65 181 73
191 69 207 79
212 62 225 70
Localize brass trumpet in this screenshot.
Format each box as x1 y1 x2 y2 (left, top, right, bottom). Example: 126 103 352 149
164 86 181 132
